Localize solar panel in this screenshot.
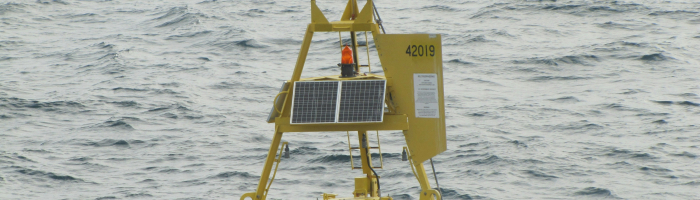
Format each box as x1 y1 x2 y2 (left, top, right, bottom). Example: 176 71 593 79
338 80 386 123
290 80 386 124
291 81 339 124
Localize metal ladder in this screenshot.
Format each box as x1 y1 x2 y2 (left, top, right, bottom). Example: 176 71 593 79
347 131 384 170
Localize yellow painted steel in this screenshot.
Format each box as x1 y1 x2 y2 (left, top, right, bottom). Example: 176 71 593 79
374 34 447 164
347 131 355 169
240 0 445 199
364 32 371 72
274 115 408 133
262 142 288 199
354 177 369 197
404 146 442 200
241 129 284 200
375 131 383 169
357 131 373 175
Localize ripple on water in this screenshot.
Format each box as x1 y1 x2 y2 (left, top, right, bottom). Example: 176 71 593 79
210 171 258 179
604 148 656 160
573 187 617 198
309 154 352 164
14 166 83 182
439 187 484 200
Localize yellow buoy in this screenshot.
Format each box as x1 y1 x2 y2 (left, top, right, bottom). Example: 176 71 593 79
240 0 446 200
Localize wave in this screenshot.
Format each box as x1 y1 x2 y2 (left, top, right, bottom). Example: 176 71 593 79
165 30 213 41
0 40 24 49
550 121 604 132
420 5 461 12
150 6 203 28
472 2 649 19
466 35 493 43
290 146 320 155
107 101 138 108
14 166 83 182
671 151 697 159
522 170 558 180
371 152 400 159
443 34 499 46
0 97 86 114
543 2 648 16
604 148 656 160
573 187 617 198
439 187 486 200
683 181 700 186
528 76 591 82
300 166 326 171
390 194 412 200
267 38 303 46
651 100 700 107
461 78 502 86
209 39 269 51
239 8 266 17
36 0 69 5
66 42 140 75
447 59 474 65
639 166 672 172
379 170 413 179
651 119 667 124
640 53 668 61
210 81 274 90
112 87 180 95
596 21 653 31
309 154 351 163
83 117 143 130
514 55 600 66
125 193 153 198
649 10 699 23
209 171 258 179
549 96 580 103
101 120 133 130
0 3 29 16
0 56 16 62
74 139 137 147
466 155 506 165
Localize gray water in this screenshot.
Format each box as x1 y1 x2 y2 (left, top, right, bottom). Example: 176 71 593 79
1 0 699 199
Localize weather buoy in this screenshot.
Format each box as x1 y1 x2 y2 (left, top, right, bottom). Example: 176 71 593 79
240 0 447 199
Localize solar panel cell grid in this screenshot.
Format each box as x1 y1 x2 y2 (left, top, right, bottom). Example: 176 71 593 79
338 80 386 123
291 81 339 124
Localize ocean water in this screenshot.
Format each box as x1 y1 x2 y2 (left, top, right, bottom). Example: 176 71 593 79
1 0 699 199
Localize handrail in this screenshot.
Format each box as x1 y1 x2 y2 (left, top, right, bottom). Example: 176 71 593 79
272 91 288 114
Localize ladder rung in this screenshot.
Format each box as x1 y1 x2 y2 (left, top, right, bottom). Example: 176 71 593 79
350 147 379 150
359 65 369 67
357 44 368 47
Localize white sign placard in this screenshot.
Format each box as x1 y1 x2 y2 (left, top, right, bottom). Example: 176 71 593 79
413 73 439 118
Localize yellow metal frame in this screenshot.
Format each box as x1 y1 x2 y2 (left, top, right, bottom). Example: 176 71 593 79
241 0 445 200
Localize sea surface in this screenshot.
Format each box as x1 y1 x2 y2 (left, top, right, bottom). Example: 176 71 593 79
1 0 699 199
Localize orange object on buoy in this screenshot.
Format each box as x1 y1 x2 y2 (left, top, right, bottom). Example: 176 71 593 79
341 45 353 64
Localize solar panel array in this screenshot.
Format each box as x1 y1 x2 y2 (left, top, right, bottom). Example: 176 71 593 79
290 80 386 124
